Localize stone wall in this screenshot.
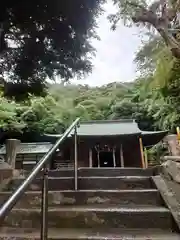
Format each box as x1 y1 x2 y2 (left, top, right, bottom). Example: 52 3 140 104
163 134 180 156
161 134 180 183
0 162 13 191
157 133 180 206
161 157 180 183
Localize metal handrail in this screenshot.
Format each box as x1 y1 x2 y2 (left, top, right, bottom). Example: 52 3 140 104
0 118 80 226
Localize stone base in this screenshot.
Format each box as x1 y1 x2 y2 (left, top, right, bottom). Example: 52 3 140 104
162 159 180 183
0 162 13 191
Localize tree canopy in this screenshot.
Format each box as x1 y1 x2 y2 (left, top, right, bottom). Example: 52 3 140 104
0 0 104 98
110 0 180 59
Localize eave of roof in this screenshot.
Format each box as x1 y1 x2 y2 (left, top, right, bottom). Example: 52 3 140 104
142 130 168 147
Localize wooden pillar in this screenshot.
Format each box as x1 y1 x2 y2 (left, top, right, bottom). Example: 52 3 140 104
176 127 180 145
89 148 93 168
144 147 148 169
120 144 124 168
139 137 145 169
74 126 78 191
97 151 100 168
113 148 116 168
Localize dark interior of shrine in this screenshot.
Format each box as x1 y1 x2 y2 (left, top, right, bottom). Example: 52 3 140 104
99 151 113 167
91 147 121 168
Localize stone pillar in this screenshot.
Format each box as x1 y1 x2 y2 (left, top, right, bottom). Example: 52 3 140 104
0 161 13 190
164 134 180 156
5 139 20 169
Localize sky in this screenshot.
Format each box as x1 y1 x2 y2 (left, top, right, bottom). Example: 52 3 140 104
72 0 143 87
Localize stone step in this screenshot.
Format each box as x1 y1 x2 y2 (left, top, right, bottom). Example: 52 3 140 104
4 176 155 191
76 168 155 177
0 189 162 207
1 206 173 229
0 228 179 240
21 168 154 178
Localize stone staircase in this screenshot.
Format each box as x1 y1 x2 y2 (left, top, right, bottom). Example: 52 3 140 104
0 168 180 239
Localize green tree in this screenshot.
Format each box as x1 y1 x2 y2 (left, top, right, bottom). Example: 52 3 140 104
0 98 26 133
111 0 180 59
134 36 165 76
0 0 104 98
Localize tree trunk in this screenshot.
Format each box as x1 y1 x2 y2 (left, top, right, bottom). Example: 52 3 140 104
157 27 180 58
129 0 180 59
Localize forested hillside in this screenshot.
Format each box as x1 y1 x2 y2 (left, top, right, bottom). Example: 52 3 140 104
0 70 180 139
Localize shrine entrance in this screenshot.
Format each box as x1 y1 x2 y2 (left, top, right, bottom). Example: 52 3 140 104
99 151 114 167
91 144 120 168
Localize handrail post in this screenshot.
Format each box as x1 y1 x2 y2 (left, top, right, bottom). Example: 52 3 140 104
74 126 78 191
40 164 48 240
0 118 80 225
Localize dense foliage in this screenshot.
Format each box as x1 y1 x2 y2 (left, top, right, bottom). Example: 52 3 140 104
1 76 180 139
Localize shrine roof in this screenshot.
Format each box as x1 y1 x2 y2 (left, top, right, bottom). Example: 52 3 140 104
45 119 168 141
73 119 141 136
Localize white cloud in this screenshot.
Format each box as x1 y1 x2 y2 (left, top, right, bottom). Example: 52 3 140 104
72 0 143 86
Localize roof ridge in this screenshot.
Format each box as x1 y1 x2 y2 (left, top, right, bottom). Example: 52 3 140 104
81 119 135 124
